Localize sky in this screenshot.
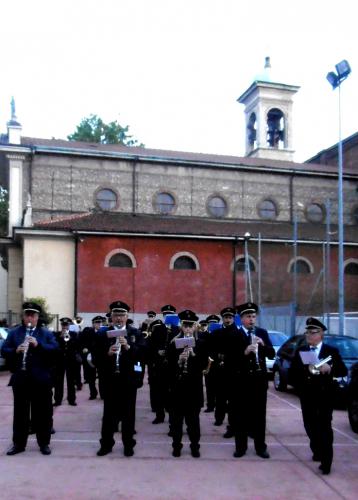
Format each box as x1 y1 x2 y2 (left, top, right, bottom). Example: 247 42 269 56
0 0 357 163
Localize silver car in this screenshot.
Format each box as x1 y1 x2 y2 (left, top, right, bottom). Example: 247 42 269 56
266 330 289 375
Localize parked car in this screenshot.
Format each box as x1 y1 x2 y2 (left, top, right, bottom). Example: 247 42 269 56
0 327 9 369
272 334 358 408
347 362 358 433
266 330 289 375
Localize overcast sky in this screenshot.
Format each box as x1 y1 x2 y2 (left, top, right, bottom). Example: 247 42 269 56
0 0 357 162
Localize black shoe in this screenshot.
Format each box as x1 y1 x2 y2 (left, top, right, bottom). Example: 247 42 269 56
40 445 51 455
172 448 181 457
214 420 223 426
319 464 331 475
190 447 200 458
123 446 134 457
53 402 61 407
204 408 214 413
7 445 25 456
76 384 82 391
233 449 246 458
51 428 56 435
152 417 165 424
223 430 234 439
256 450 270 459
89 395 97 400
68 402 77 406
97 447 112 456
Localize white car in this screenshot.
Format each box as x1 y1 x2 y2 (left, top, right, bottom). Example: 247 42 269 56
266 330 288 375
0 327 9 369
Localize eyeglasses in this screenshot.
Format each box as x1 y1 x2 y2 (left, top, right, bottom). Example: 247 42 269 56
305 329 321 335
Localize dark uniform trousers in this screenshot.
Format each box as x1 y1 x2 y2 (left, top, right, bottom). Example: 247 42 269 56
148 362 169 419
100 375 137 450
213 365 231 424
204 369 216 410
12 373 53 448
54 361 77 404
171 405 200 449
231 371 268 453
82 354 98 398
300 390 333 467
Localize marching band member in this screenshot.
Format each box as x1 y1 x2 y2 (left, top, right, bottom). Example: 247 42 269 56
232 302 275 459
146 319 170 424
78 315 105 400
211 307 238 436
95 300 145 457
53 317 79 406
167 309 207 458
291 317 347 475
1 302 58 456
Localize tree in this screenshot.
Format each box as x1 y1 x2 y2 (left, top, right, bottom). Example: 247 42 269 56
0 187 8 236
67 114 144 146
25 296 55 326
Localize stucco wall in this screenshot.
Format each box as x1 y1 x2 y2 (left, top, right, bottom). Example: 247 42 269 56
23 236 75 318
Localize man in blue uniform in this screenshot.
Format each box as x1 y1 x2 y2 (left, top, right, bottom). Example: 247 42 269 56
291 317 347 475
1 301 58 456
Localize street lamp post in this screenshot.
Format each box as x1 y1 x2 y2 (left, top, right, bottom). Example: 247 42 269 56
326 59 351 336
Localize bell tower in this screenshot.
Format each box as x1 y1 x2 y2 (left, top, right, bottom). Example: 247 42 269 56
238 57 300 161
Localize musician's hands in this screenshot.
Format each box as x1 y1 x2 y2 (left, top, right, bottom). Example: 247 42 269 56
28 336 38 347
319 363 331 374
16 343 27 353
119 336 130 350
108 344 118 356
158 349 166 356
244 344 258 356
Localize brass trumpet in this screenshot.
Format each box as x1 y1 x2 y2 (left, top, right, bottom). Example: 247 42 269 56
308 355 332 375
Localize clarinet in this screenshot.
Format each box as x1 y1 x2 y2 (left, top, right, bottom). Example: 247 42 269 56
21 323 32 371
248 327 261 370
113 325 122 374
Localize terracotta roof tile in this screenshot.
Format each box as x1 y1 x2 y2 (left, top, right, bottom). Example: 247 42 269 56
33 211 358 243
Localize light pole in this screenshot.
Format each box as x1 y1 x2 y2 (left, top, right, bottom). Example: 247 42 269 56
326 60 351 336
244 232 253 302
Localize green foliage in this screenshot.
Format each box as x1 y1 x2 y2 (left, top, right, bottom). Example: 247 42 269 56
25 296 55 326
67 114 144 147
0 187 8 236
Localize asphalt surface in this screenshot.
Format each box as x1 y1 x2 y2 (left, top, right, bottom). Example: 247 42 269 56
0 370 357 500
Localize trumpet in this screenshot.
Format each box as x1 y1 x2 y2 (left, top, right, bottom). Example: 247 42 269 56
21 323 32 371
308 355 332 375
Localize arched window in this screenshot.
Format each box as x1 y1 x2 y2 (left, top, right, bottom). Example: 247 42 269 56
345 260 358 275
170 252 199 270
95 188 118 210
104 249 137 268
305 203 324 223
154 192 176 214
234 256 256 272
247 112 257 148
109 254 132 268
258 199 278 220
288 258 313 274
266 108 284 148
207 196 227 218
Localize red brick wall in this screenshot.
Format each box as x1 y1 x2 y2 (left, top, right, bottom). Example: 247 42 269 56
77 236 358 315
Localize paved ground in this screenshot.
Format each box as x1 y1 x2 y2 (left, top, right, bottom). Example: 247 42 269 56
0 370 357 500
